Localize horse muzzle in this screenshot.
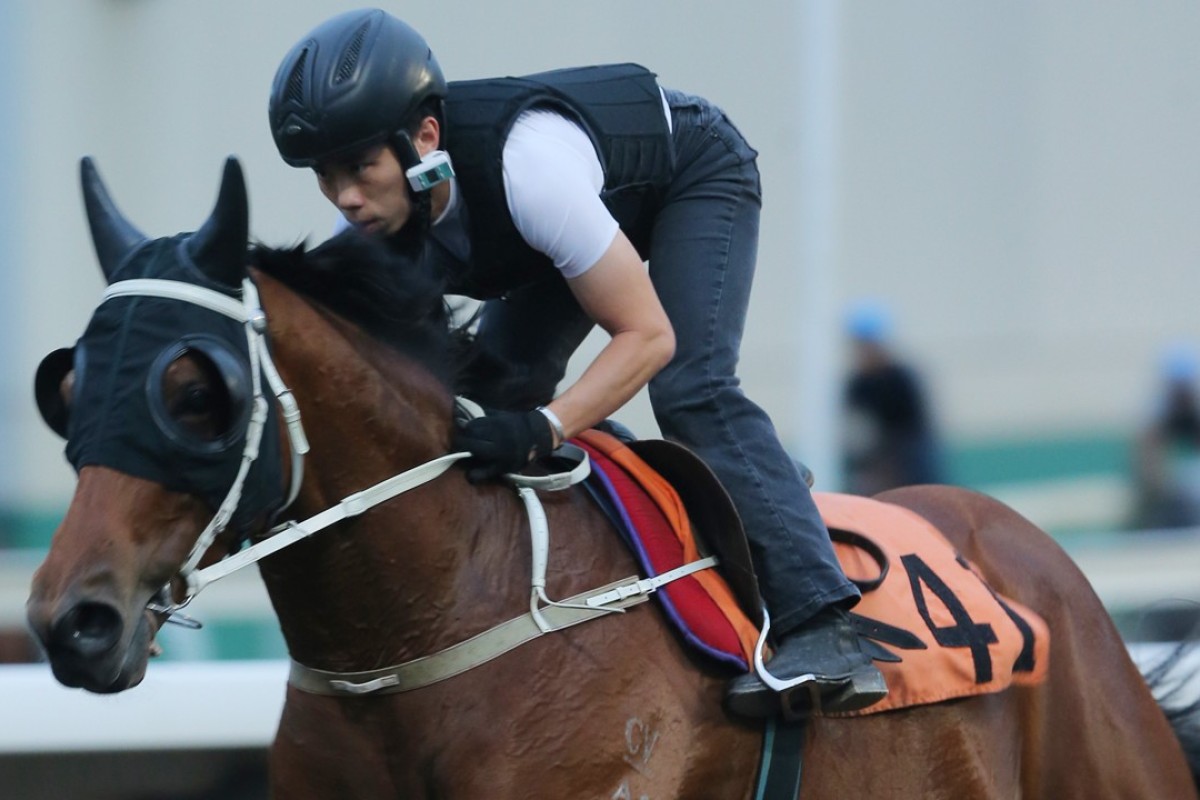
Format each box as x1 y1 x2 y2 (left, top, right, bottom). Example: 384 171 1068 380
28 594 159 693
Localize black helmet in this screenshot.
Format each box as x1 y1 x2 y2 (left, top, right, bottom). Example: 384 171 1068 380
268 9 446 169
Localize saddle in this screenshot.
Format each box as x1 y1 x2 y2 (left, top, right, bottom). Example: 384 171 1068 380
575 429 762 670
624 439 766 626
583 425 764 624
574 428 1051 716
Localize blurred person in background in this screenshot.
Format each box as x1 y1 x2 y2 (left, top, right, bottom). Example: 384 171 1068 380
1127 343 1200 531
840 299 944 496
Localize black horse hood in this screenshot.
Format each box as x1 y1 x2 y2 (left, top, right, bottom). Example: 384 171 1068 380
42 158 285 532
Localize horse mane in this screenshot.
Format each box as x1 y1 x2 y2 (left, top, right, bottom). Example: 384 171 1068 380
250 231 526 409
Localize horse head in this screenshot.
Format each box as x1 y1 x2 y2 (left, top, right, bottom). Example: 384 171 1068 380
26 157 289 692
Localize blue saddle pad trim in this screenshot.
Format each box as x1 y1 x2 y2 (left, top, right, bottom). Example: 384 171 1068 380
581 458 745 670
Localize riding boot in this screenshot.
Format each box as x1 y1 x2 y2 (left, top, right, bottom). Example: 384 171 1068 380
725 605 888 719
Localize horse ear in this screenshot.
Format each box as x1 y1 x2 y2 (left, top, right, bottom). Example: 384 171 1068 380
185 157 250 288
80 157 148 284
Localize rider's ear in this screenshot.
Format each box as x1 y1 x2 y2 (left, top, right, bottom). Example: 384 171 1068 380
413 116 441 155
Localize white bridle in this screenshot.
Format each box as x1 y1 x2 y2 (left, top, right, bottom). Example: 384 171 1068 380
96 277 595 619
99 277 311 614
94 276 720 693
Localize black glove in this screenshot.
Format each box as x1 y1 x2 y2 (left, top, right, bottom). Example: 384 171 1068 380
453 410 556 483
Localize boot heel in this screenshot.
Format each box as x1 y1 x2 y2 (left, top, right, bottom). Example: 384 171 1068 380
821 668 889 714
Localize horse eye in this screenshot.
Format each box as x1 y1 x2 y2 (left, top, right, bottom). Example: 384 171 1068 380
162 354 234 441
175 384 216 416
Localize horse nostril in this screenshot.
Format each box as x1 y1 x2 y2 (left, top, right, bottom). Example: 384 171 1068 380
52 602 123 657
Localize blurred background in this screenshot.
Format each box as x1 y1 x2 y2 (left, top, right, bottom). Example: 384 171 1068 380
3 0 1200 796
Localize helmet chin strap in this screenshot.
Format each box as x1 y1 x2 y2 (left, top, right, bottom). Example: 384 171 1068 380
380 129 451 252
391 130 424 173
385 193 432 257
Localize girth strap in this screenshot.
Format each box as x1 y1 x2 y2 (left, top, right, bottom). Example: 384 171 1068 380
285 440 720 697
288 576 651 695
755 718 807 800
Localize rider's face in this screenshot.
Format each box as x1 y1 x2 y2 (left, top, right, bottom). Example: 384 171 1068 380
315 144 412 236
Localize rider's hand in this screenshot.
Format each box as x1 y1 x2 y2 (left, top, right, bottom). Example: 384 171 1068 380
453 410 557 483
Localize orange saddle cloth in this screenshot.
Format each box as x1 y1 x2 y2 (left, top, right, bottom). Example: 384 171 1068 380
572 430 1050 717
816 491 1051 716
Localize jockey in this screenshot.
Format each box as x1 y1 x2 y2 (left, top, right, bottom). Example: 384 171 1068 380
267 7 885 718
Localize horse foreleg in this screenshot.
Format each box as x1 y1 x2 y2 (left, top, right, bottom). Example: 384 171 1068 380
269 691 405 800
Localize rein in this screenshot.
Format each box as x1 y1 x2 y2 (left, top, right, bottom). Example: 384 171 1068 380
100 276 719 695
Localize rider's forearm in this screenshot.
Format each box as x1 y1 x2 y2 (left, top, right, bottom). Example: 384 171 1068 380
544 327 674 445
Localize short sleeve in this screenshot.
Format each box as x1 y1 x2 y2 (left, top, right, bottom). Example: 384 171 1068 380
501 110 620 278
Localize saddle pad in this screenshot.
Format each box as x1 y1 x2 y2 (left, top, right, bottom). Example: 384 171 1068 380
574 430 760 670
815 491 1051 717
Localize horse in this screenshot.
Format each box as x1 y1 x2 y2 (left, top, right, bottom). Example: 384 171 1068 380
25 156 1200 799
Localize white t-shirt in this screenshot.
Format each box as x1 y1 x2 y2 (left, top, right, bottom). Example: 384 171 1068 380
500 110 618 278
500 91 673 277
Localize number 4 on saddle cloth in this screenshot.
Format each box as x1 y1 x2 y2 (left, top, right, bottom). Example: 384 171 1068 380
572 429 1050 717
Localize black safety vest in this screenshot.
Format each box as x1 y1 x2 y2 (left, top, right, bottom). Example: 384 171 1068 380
440 63 674 298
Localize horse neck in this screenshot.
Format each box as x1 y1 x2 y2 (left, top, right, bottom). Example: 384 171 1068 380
250 272 533 670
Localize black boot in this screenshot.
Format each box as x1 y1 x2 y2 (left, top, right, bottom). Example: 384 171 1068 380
725 605 887 719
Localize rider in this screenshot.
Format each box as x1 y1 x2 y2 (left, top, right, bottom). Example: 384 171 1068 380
267 7 885 718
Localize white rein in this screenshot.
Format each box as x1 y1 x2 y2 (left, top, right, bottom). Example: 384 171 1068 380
98 277 718 693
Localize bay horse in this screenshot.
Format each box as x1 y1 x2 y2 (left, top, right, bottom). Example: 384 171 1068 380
25 157 1200 799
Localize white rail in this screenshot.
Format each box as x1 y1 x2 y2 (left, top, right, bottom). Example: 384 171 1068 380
0 661 287 753
1 528 1199 753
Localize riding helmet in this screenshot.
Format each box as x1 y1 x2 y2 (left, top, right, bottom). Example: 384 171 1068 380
268 9 446 170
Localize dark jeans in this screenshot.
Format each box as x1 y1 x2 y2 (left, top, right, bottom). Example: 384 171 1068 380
476 90 858 634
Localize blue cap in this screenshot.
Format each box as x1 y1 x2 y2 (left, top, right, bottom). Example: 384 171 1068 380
846 299 893 343
1162 342 1198 382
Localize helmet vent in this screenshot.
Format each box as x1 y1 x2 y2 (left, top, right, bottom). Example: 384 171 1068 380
334 21 371 84
284 47 309 106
